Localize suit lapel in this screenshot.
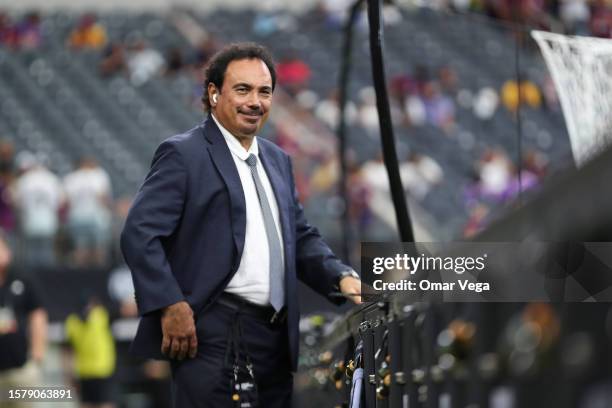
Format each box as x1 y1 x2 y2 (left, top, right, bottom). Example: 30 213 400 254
202 117 246 269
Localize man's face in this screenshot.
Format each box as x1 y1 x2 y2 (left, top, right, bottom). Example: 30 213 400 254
210 58 273 140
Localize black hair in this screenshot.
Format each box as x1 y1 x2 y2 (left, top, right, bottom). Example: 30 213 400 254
202 42 276 112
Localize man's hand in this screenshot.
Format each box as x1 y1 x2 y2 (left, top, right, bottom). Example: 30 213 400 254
339 276 362 304
161 301 197 360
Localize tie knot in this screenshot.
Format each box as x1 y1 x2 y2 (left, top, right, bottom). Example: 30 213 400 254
246 154 257 167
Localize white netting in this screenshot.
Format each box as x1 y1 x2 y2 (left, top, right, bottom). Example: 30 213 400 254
532 30 612 166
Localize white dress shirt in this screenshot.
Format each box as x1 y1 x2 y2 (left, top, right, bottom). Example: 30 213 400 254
212 114 285 306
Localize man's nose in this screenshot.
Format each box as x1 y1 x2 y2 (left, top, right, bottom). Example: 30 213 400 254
246 92 261 108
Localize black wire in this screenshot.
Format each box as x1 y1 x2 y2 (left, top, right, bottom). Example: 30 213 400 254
337 0 366 264
366 0 414 242
514 9 524 207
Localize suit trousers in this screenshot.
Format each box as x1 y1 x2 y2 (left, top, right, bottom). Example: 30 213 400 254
170 300 293 408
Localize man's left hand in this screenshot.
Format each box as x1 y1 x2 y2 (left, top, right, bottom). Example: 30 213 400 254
339 276 362 304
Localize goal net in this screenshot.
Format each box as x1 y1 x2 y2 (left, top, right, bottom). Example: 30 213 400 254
532 30 612 167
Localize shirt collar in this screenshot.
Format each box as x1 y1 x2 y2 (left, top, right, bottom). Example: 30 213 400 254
211 114 258 161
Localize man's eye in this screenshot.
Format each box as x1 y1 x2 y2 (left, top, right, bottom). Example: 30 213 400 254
236 88 248 94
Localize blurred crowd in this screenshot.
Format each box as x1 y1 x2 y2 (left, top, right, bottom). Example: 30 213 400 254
99 34 218 88
416 0 612 38
0 11 42 50
289 62 553 238
310 0 612 37
0 4 576 241
0 139 129 270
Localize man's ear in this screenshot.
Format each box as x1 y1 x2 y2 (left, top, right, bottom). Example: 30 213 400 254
207 83 219 107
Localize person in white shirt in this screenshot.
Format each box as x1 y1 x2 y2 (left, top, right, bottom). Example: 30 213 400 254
63 157 112 267
13 152 63 269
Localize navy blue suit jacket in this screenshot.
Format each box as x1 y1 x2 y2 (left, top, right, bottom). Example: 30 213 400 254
120 116 348 370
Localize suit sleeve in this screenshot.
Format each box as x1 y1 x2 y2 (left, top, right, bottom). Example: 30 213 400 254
120 141 186 315
288 156 349 305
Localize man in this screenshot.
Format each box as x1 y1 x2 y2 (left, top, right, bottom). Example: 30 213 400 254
63 157 113 267
0 231 48 406
13 152 64 269
121 43 361 407
65 297 116 408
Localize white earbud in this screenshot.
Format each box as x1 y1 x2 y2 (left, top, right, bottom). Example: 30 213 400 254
212 94 218 104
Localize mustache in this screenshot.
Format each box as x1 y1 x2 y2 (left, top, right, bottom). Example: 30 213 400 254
238 108 263 116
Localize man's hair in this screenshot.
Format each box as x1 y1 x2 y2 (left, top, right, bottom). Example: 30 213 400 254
202 42 276 112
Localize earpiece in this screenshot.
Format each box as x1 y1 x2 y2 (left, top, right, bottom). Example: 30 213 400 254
212 94 218 104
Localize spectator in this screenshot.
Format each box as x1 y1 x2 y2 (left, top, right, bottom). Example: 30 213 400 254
361 154 390 193
99 43 126 77
560 0 591 35
400 152 444 201
164 47 184 75
438 65 459 96
347 163 373 235
360 154 402 231
314 89 358 129
422 81 456 131
0 13 18 48
464 148 518 205
520 0 549 29
0 140 16 234
523 149 549 179
391 66 430 105
404 94 427 127
476 148 514 198
273 125 301 157
451 0 472 12
0 231 48 401
14 12 41 49
295 88 319 111
316 0 355 30
63 157 112 268
68 14 108 50
501 79 542 112
590 0 612 38
473 87 499 121
13 152 63 269
357 86 380 135
486 0 544 26
276 53 311 95
126 40 164 86
65 297 116 408
252 12 297 36
189 37 218 69
310 155 338 194
413 65 431 93
497 150 548 201
389 73 416 105
382 2 403 26
500 166 539 201
463 203 490 238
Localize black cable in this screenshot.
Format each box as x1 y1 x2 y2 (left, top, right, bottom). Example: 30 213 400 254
514 7 524 207
366 0 414 242
337 0 366 263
